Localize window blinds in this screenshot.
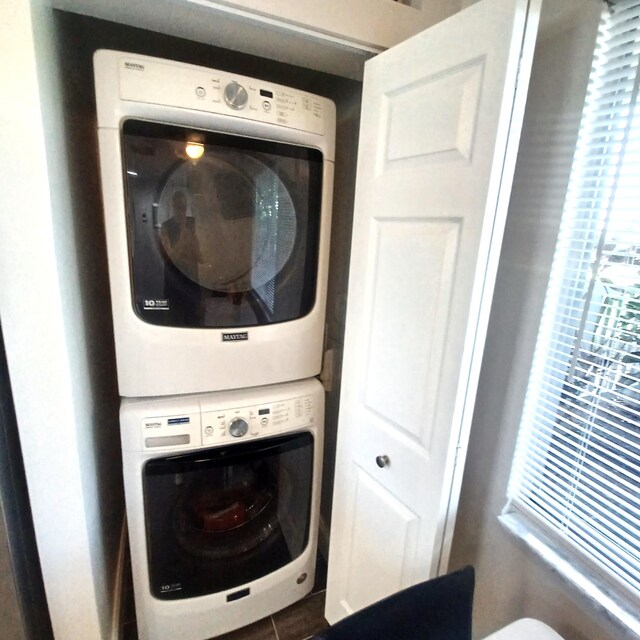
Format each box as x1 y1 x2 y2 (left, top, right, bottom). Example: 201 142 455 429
508 0 640 597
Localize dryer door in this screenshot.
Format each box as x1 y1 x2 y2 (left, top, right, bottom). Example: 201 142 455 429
121 120 323 328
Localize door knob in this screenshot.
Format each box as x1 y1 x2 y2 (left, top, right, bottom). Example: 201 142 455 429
375 455 390 468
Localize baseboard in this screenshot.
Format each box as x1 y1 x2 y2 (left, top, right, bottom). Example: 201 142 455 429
110 516 128 640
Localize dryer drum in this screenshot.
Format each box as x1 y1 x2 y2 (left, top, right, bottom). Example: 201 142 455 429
156 152 297 294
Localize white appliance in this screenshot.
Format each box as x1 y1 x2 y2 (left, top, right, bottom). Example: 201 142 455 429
120 377 324 640
94 50 336 397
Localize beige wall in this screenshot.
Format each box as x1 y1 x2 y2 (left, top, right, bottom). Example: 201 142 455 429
449 2 627 639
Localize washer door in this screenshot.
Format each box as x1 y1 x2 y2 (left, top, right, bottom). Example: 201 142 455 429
143 432 314 600
121 120 323 328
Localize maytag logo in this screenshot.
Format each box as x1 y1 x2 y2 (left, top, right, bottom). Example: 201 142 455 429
222 332 249 343
124 62 145 71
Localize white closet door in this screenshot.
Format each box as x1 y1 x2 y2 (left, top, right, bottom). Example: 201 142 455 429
326 0 540 622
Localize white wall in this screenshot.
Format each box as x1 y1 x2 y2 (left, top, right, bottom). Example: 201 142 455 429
449 2 627 639
0 1 122 638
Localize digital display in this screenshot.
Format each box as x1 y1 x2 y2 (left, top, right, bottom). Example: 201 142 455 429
260 89 274 99
258 408 270 415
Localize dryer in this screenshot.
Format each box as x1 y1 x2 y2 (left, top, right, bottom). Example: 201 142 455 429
120 377 324 640
94 51 336 397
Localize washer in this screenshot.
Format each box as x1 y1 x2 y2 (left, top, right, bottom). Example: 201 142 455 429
120 378 324 640
94 51 336 397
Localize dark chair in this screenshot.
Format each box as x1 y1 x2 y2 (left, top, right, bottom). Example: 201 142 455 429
314 566 475 640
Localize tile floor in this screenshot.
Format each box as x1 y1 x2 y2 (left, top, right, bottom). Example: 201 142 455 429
216 589 328 640
122 555 330 640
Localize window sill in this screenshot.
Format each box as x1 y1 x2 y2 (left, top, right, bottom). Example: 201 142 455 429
499 510 640 640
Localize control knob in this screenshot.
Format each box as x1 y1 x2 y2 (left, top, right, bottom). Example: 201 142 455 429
228 417 249 438
224 82 249 110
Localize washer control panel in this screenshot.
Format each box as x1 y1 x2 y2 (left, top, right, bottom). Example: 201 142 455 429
138 393 315 451
118 56 328 136
228 417 249 437
201 394 314 446
141 412 202 450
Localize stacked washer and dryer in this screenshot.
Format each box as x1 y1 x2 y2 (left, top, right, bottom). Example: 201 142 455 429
94 51 336 640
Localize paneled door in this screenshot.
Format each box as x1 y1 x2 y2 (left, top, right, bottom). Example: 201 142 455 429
326 0 540 622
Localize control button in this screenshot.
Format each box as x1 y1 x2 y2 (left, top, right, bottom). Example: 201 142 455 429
262 101 272 112
229 417 249 438
261 417 269 426
204 426 214 435
224 82 249 110
195 86 206 98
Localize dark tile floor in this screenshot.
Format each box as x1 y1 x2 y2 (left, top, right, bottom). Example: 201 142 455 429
217 589 328 640
122 554 330 640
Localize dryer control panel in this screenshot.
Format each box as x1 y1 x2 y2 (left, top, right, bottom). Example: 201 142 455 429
117 56 328 136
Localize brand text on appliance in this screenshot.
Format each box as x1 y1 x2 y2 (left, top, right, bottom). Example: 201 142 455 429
222 332 249 342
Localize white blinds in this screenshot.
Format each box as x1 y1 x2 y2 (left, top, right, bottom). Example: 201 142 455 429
508 0 640 597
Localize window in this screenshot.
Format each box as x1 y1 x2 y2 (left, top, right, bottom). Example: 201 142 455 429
506 0 640 604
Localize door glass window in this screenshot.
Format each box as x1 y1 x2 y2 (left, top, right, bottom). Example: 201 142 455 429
143 432 313 599
121 120 323 328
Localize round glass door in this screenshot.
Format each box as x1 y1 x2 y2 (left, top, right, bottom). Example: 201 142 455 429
156 153 297 294
121 120 323 328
